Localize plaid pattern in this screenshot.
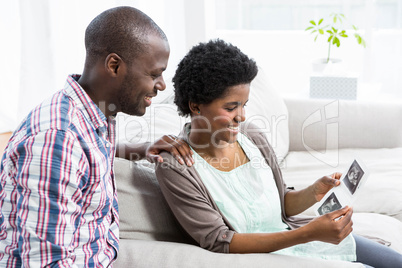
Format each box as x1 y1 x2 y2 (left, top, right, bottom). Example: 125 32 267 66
0 75 119 267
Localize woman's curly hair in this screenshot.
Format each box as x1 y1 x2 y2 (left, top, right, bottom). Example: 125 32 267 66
173 39 258 116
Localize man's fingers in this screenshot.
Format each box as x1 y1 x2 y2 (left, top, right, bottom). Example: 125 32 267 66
175 143 193 166
168 147 185 165
167 134 177 142
147 154 164 164
151 135 194 166
167 136 193 166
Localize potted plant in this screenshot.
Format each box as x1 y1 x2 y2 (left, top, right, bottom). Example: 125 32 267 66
305 13 366 73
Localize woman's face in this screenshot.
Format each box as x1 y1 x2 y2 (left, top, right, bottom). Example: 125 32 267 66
191 84 250 147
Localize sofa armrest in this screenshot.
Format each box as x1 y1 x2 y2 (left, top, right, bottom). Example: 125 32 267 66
285 98 402 152
115 239 364 268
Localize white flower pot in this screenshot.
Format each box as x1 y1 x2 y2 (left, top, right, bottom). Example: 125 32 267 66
312 58 342 75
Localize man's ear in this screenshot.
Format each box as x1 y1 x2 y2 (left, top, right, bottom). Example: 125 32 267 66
189 101 201 115
105 53 124 77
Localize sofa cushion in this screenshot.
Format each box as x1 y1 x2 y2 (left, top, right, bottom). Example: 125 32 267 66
246 66 289 162
114 239 364 268
114 157 191 243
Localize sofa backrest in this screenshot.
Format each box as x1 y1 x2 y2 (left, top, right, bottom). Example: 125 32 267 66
247 66 289 162
285 98 402 151
115 157 192 243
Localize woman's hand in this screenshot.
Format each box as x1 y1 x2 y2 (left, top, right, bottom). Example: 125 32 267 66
284 172 342 217
312 172 342 202
230 206 353 253
146 135 194 166
302 206 354 245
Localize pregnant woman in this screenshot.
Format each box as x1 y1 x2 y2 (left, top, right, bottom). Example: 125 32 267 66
155 39 402 268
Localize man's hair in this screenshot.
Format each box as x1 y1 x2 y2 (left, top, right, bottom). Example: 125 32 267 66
84 6 167 64
173 39 258 117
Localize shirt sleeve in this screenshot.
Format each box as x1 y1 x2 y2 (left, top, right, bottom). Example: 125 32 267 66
155 153 235 253
14 129 88 267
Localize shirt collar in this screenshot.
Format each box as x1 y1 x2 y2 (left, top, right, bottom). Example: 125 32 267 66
63 74 108 131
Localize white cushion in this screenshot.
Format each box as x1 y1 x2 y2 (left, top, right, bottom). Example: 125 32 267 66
353 213 402 254
116 104 189 144
247 66 289 162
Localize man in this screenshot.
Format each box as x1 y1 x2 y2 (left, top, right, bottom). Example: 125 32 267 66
0 6 192 267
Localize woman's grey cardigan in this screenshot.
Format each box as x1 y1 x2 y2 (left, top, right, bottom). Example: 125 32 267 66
155 123 313 253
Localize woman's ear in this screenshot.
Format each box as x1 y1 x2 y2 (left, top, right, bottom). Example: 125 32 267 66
105 53 124 77
189 101 200 115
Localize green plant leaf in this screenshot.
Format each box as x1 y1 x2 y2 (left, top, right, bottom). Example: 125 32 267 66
337 13 344 23
333 37 341 47
306 13 366 50
355 34 367 48
318 18 323 25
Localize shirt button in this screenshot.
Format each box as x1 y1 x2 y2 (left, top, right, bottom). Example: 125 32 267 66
222 234 227 239
106 143 110 148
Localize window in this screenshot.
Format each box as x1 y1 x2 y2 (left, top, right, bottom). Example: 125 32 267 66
216 0 402 30
210 0 402 99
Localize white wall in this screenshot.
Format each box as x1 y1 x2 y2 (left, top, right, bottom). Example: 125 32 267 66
0 0 189 130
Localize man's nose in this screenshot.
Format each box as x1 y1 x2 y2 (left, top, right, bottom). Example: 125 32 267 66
155 76 166 91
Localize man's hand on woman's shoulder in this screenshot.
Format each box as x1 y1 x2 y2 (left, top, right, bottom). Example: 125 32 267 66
146 135 194 166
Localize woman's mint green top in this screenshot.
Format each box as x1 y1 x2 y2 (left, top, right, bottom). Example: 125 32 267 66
191 133 356 261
